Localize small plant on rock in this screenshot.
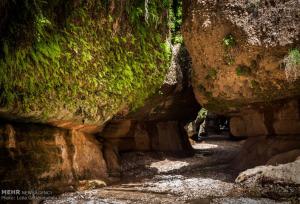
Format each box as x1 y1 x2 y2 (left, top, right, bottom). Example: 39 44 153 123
283 48 300 82
236 65 251 76
224 54 235 65
205 68 218 80
223 34 236 48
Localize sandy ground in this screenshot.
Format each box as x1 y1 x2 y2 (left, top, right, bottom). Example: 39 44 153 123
43 137 298 204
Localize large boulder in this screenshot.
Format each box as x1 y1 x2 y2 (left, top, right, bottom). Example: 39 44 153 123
232 136 300 171
236 158 300 198
182 0 300 114
0 0 170 132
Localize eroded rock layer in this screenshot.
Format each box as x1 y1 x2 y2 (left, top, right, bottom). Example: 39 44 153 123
0 123 108 192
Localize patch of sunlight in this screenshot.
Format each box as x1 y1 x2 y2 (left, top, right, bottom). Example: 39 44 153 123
142 175 235 197
192 143 219 150
150 159 189 173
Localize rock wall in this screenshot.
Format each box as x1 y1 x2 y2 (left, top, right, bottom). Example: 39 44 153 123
0 123 108 192
230 99 300 137
102 120 193 155
232 136 300 171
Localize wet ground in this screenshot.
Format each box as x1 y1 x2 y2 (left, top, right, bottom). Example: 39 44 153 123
44 136 297 204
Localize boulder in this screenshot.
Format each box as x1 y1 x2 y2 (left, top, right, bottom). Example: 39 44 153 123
101 120 132 139
236 159 300 198
267 149 300 166
182 0 300 114
273 100 300 135
232 136 300 171
0 0 170 131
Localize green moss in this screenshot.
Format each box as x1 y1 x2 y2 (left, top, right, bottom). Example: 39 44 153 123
0 0 171 123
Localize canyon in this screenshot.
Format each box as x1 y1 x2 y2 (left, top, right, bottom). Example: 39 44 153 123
0 0 300 203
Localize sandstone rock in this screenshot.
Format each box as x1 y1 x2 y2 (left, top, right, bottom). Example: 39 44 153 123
267 149 300 166
103 142 121 178
101 120 132 139
134 124 151 151
0 123 108 192
230 109 268 137
229 99 300 137
232 136 300 171
182 0 300 113
273 100 300 135
109 138 136 152
230 117 247 137
156 121 186 152
106 121 194 155
71 130 107 180
236 160 300 198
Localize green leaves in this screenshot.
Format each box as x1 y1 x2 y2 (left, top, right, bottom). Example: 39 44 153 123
223 34 236 48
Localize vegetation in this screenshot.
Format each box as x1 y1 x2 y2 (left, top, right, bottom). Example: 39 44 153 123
224 54 235 65
223 34 236 65
169 0 183 44
223 34 236 48
205 68 218 80
0 0 171 123
236 65 251 76
197 108 207 121
283 48 300 82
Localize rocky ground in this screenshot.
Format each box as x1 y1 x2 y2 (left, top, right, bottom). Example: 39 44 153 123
43 136 299 204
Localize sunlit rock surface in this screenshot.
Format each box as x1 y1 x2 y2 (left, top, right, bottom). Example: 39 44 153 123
182 0 300 116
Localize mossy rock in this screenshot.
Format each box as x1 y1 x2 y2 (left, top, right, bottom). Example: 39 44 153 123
0 0 171 126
